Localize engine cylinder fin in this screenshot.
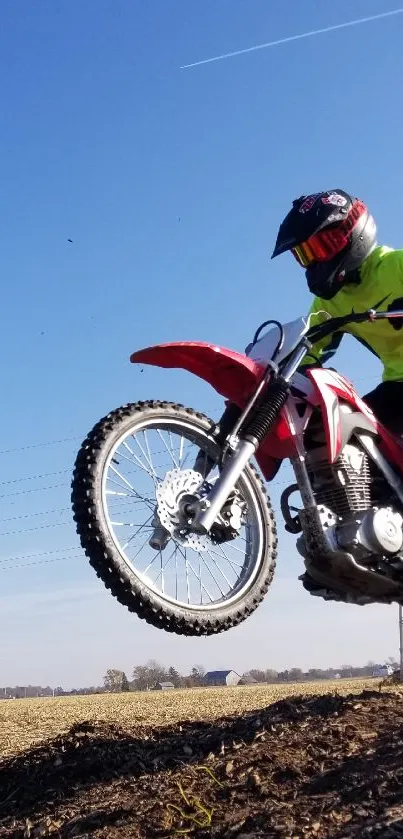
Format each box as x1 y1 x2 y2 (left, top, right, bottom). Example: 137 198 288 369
305 443 383 518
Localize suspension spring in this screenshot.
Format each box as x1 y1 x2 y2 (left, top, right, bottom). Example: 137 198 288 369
242 379 289 445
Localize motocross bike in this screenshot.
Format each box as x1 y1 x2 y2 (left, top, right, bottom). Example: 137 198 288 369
71 307 403 636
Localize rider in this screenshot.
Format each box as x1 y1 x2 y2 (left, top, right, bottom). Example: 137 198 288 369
271 189 403 433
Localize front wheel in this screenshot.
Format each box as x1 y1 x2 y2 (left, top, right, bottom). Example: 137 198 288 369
71 401 277 636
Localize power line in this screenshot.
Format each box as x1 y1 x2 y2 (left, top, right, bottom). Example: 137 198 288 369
0 521 70 538
0 554 82 572
0 498 143 524
0 483 69 500
0 507 70 524
0 436 80 456
0 468 71 487
0 545 78 564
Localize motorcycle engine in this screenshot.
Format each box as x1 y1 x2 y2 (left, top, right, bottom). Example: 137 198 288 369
305 442 403 563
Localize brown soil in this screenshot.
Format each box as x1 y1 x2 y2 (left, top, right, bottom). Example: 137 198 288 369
1 689 403 838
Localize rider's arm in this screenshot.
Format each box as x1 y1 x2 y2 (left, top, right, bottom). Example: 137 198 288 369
376 248 403 381
300 296 343 368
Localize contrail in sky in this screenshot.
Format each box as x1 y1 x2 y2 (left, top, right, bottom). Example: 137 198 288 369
180 7 403 70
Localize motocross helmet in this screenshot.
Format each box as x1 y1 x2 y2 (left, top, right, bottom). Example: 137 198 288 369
271 189 377 300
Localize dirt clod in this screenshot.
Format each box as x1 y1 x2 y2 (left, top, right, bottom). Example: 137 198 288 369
1 689 403 837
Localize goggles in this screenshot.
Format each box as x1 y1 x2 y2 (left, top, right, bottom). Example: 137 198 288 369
291 200 366 268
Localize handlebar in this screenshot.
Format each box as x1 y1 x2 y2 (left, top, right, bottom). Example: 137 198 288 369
249 308 403 385
306 308 403 345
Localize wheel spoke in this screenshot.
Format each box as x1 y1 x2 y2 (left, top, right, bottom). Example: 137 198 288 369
177 545 214 603
110 520 154 527
106 489 130 497
118 446 158 483
205 550 233 590
120 514 153 552
168 431 180 468
143 431 158 478
151 545 176 585
157 429 179 469
107 491 152 504
107 476 155 511
178 435 185 468
208 545 244 570
101 415 267 613
198 552 202 604
109 464 136 491
129 531 154 563
185 549 191 604
160 547 164 593
128 434 156 475
197 551 226 598
223 541 250 555
180 449 192 469
142 550 162 576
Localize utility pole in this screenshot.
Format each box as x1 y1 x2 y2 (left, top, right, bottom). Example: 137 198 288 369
399 605 403 682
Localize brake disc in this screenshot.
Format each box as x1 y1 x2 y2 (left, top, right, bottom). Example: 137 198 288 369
156 469 210 551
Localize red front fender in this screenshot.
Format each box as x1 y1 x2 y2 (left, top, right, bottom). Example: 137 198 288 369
131 341 283 480
131 341 265 406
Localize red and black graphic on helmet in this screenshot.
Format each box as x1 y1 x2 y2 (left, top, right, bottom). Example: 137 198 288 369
298 194 321 214
321 193 348 207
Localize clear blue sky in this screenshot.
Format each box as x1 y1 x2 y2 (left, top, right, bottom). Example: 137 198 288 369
1 0 403 688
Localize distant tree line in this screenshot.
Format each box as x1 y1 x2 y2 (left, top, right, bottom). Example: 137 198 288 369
102 658 399 693
103 661 206 692
242 658 398 684
1 657 398 698
0 685 103 699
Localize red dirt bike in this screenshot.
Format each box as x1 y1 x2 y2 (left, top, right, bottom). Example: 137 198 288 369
71 307 403 635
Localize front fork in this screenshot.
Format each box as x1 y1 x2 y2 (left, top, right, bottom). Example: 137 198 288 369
192 342 311 534
149 402 243 550
193 439 257 533
150 340 310 547
193 402 242 477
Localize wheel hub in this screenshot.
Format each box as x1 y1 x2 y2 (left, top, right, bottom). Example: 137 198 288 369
156 469 210 551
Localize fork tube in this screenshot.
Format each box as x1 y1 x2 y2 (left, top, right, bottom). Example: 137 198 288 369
197 341 312 534
195 440 256 533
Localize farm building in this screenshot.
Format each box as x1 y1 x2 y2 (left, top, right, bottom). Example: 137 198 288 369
151 681 175 691
204 670 241 687
238 675 258 686
372 665 393 678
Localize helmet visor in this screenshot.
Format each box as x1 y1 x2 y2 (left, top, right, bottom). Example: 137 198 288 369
291 199 367 268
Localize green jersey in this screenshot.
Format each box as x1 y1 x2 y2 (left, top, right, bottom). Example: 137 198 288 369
303 246 403 382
